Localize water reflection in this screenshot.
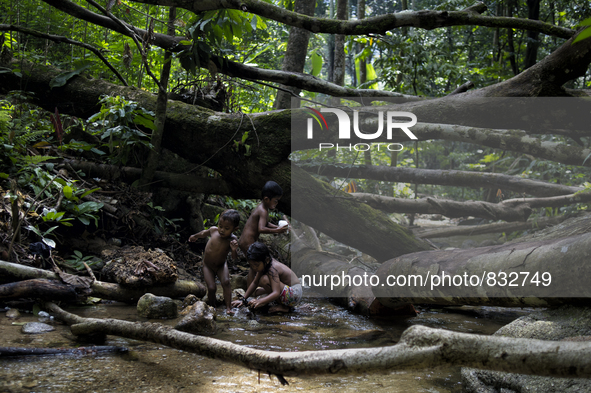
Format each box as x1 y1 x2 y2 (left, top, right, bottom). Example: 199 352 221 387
0 298 530 392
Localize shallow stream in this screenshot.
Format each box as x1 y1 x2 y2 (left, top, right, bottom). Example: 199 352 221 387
0 295 530 393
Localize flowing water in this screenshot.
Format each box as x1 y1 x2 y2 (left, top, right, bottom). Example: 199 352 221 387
0 295 530 393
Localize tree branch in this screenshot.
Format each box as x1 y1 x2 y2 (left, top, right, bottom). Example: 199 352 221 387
298 164 582 198
38 0 418 99
45 301 591 379
131 0 575 39
351 193 533 222
413 215 569 239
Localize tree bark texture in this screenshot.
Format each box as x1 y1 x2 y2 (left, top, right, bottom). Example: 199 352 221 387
0 278 80 301
291 165 432 261
373 231 591 307
273 0 316 110
290 238 390 315
45 302 591 379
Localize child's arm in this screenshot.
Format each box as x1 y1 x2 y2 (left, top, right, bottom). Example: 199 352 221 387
243 272 262 299
257 214 288 234
188 227 214 242
249 274 283 308
232 271 262 308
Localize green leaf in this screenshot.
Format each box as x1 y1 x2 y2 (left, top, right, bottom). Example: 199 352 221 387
49 64 91 88
572 27 591 45
579 17 591 27
79 187 101 199
311 51 323 77
63 185 74 200
42 238 56 248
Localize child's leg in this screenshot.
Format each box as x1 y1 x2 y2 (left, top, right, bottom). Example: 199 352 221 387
217 263 233 314
203 264 217 307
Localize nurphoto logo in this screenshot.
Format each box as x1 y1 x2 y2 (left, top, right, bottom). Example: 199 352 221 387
305 107 418 152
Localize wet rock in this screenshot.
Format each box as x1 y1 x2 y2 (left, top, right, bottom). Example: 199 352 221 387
181 294 199 310
101 246 178 287
175 301 217 335
137 293 178 319
232 288 246 299
461 306 591 392
37 310 54 323
21 322 55 334
246 320 260 330
6 309 21 319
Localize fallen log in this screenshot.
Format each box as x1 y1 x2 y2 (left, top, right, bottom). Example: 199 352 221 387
0 346 127 357
289 233 404 316
352 193 533 222
0 278 79 301
413 215 568 239
0 260 206 302
45 302 591 380
373 231 591 308
298 163 582 198
64 159 234 196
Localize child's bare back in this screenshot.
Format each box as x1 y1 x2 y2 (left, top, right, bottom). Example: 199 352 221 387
239 203 269 254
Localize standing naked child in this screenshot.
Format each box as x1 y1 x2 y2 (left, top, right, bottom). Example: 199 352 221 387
232 242 302 313
238 181 288 287
189 209 240 315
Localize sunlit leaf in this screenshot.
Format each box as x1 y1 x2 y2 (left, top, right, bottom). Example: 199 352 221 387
311 51 323 77
572 27 591 45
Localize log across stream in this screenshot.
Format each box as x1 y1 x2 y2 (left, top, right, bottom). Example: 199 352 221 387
0 295 528 392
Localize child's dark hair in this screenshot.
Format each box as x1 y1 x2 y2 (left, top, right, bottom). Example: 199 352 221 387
247 242 274 276
219 209 240 227
262 181 283 200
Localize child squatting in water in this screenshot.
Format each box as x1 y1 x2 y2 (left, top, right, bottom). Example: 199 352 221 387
232 241 302 313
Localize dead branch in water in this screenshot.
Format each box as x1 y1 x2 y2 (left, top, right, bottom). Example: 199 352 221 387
46 302 591 383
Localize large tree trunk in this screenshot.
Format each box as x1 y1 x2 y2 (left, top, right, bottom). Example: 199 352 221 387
273 0 316 110
45 302 591 379
290 237 399 315
373 230 591 308
291 166 431 261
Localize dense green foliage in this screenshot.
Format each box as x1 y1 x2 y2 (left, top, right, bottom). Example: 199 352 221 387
1 0 591 240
